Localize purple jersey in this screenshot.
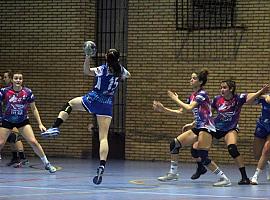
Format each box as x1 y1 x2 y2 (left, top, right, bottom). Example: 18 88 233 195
212 94 247 131
0 86 35 123
188 89 215 132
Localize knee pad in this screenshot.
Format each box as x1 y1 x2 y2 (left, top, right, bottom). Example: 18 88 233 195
197 150 211 166
191 147 199 158
170 138 182 154
61 102 72 114
7 132 18 143
228 144 240 158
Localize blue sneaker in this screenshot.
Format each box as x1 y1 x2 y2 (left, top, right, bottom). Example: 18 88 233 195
41 128 60 138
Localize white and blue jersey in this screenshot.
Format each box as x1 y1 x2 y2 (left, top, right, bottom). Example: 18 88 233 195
254 97 270 139
82 63 129 117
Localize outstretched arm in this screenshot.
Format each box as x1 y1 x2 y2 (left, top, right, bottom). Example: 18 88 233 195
153 100 183 115
246 84 269 104
30 102 46 132
167 90 197 111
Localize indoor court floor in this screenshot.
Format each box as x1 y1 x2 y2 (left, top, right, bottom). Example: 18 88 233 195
0 157 269 200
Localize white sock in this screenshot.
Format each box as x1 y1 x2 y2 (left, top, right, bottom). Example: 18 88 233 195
213 167 228 179
41 156 49 166
253 168 262 178
169 161 178 174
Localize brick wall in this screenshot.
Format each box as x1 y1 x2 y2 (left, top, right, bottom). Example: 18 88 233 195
126 0 270 164
0 1 269 165
0 0 96 158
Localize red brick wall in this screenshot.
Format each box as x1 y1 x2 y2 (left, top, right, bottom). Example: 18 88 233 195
126 0 270 164
0 0 96 158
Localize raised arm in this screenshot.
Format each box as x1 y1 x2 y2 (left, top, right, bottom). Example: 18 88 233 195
83 55 97 76
167 90 197 111
246 84 269 104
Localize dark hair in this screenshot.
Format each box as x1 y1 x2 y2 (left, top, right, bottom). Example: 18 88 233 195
197 68 209 86
221 80 236 95
106 49 121 77
3 70 13 78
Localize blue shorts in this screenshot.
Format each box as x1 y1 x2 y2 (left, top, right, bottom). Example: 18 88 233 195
82 93 113 118
254 121 270 139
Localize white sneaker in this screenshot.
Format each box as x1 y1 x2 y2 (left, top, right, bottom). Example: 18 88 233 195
213 178 231 187
250 176 258 185
45 163 57 173
158 172 179 181
266 161 270 181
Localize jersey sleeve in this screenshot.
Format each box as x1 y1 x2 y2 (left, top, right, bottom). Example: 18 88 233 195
121 66 130 79
92 66 104 76
195 91 206 104
238 93 247 105
27 89 35 103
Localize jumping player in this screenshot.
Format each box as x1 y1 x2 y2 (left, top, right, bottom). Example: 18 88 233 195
0 71 56 173
153 69 231 187
250 94 270 184
41 48 131 184
190 80 269 185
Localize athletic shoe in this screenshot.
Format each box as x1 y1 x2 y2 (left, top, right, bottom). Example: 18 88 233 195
41 128 60 138
45 163 57 173
213 177 231 187
93 165 105 185
238 178 250 185
13 159 29 168
250 176 258 185
266 161 270 181
6 157 20 166
191 166 207 180
157 172 179 181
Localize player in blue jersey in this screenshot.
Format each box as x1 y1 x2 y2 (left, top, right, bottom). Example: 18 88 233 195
153 69 231 187
0 71 56 173
41 48 131 184
1 70 28 167
190 80 269 185
250 94 270 184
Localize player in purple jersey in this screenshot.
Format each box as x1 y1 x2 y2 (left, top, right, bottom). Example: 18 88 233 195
190 80 269 185
1 70 28 167
153 69 231 187
0 71 56 173
41 48 131 184
250 95 270 184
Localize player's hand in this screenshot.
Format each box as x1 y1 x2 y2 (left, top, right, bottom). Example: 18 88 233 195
261 84 269 95
182 123 194 133
167 90 178 101
153 100 165 112
39 124 47 132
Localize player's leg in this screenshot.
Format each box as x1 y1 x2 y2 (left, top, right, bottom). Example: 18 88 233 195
225 130 250 185
93 115 111 185
41 96 85 137
158 129 197 181
197 131 231 187
0 127 11 153
19 124 56 173
190 142 207 180
6 133 20 166
251 135 270 185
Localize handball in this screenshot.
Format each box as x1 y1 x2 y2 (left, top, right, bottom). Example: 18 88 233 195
83 41 97 57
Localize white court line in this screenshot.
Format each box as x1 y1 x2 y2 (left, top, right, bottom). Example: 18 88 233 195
0 185 268 200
